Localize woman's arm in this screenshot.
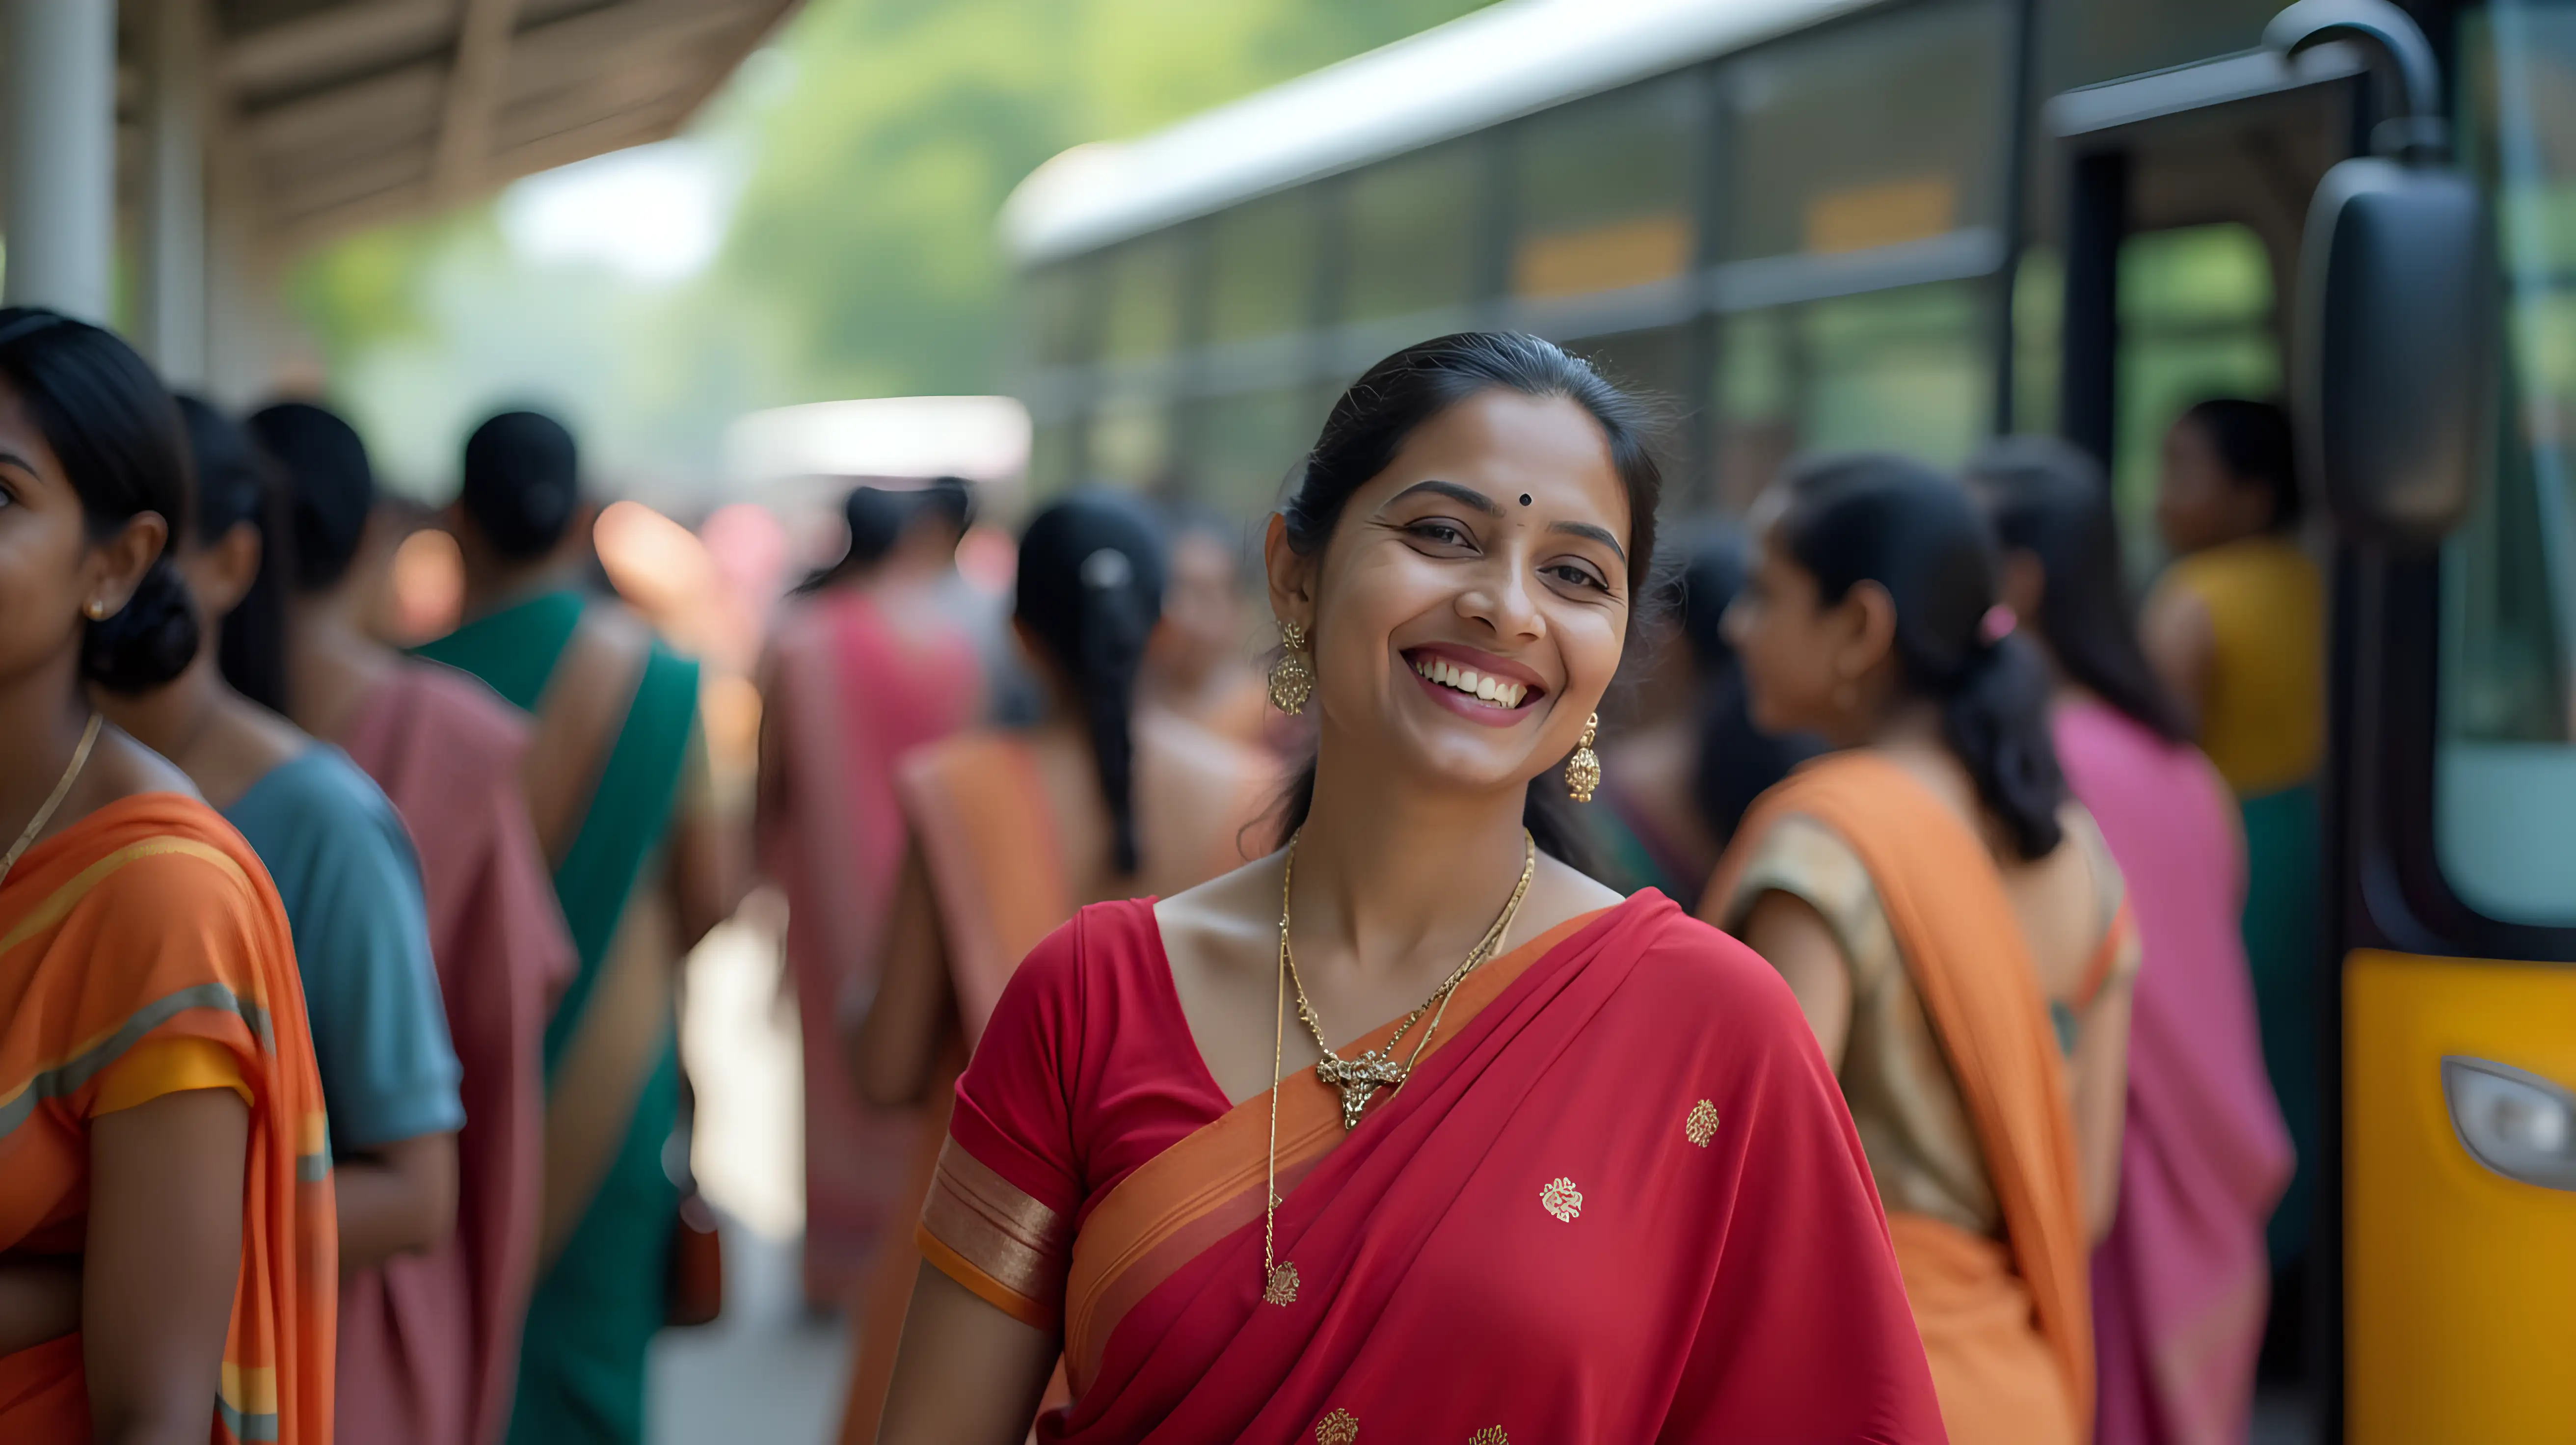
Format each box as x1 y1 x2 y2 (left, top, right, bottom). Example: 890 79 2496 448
848 840 953 1108
1737 890 1855 1071
2141 584 2214 737
0 1255 81 1355
875 1264 1062 1445
83 1088 250 1445
334 1130 459 1278
2070 961 2137 1244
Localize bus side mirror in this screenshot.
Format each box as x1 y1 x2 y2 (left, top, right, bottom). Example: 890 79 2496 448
2294 160 2493 548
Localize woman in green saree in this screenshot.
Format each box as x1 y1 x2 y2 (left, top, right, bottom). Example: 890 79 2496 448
413 410 742 1445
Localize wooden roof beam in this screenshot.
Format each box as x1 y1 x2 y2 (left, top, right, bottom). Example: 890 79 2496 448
431 0 522 201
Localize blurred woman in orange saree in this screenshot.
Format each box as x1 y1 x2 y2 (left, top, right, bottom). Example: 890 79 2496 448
1706 455 2137 1445
874 337 1942 1445
0 308 335 1444
836 491 1279 1444
760 486 983 1310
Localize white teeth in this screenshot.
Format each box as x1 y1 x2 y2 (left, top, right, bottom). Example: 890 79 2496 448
1411 656 1530 709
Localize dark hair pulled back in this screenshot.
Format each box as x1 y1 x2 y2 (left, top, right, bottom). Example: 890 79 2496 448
1778 452 2067 860
2180 397 2300 532
1016 489 1167 876
1276 332 1665 870
459 408 580 561
0 307 201 692
177 397 294 713
1968 435 2191 745
794 486 913 595
1662 522 1819 849
248 400 376 593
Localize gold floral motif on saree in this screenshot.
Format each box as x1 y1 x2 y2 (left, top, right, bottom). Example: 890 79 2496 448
1468 1429 1510 1445
1540 1176 1584 1222
1686 1098 1721 1147
1315 1406 1360 1444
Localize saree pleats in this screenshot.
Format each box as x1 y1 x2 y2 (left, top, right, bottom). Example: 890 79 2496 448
0 796 335 1444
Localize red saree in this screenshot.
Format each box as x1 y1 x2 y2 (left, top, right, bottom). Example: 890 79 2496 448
922 891 1946 1443
759 590 980 1304
339 662 576 1445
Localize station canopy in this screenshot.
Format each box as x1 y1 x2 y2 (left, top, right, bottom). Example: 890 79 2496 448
187 0 798 249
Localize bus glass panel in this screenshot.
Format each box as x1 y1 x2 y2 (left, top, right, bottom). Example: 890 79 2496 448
1511 78 1697 300
1207 189 1319 345
2438 4 2576 924
1342 140 1482 323
1721 0 2007 266
1100 235 1187 363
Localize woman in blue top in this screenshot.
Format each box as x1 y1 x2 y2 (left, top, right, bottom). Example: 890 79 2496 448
91 396 464 1299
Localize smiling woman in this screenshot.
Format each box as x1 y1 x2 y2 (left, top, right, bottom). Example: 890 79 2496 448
873 333 1945 1445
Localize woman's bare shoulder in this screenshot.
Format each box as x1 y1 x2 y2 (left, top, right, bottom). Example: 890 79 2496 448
1152 851 1283 975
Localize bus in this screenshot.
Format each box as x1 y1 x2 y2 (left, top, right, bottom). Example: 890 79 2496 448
999 0 2576 1440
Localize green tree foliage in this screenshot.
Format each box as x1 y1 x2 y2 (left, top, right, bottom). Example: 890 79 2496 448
715 0 1491 402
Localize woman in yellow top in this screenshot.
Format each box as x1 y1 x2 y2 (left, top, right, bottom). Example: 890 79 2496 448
2141 396 2322 1296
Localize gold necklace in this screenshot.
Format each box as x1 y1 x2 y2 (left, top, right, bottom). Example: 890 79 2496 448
1261 827 1536 1304
1281 829 1534 1130
0 713 103 888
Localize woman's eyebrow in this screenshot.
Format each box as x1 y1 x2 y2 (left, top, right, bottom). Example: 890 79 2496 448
1385 479 1503 516
1550 519 1627 563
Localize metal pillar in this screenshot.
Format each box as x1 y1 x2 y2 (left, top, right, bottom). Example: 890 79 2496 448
143 0 210 387
2 0 118 322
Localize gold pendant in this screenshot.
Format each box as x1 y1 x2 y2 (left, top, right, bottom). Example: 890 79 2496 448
1263 1261 1300 1306
1314 1048 1409 1130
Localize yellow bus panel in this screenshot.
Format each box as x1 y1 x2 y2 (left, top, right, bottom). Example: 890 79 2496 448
2345 949 2576 1443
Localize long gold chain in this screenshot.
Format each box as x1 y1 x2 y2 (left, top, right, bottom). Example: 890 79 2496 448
1281 828 1533 1131
0 713 102 889
1261 828 1534 1303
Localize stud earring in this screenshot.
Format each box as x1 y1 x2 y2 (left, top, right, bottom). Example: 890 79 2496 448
1564 712 1601 803
1266 620 1315 716
83 599 107 620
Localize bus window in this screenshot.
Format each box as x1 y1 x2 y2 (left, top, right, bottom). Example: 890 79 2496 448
2039 0 2285 94
1342 140 1483 323
1028 418 1081 493
2438 3 2576 924
1721 0 2008 266
1023 260 1096 369
1207 189 1320 346
1510 77 1697 300
1092 396 1170 487
2112 223 2280 575
1188 387 1324 517
1713 282 1989 510
1100 234 1188 363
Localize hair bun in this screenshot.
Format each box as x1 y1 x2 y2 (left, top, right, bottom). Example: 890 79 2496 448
82 555 201 693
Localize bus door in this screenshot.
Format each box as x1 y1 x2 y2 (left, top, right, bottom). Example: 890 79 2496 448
2047 6 2576 1441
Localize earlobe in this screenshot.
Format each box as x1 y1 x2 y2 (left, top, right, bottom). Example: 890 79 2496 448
1260 511 1316 626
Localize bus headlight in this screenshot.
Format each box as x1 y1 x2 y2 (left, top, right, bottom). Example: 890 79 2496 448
2442 1056 2576 1191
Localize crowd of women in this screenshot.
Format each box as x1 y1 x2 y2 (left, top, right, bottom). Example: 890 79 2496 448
1 306 2323 1445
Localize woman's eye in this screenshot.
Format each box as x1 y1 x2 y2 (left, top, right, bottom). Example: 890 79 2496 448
1546 563 1609 592
1411 521 1471 547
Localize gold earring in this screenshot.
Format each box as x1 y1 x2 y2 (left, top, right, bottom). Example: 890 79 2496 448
1266 620 1314 716
1564 712 1601 803
83 599 107 620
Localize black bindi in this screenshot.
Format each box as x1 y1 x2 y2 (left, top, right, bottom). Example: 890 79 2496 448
1518 493 1532 507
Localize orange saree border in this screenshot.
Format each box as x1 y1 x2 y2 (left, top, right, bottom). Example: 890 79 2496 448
1051 906 1609 1395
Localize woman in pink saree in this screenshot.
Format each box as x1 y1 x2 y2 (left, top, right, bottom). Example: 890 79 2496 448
872 334 1943 1444
245 400 577 1445
759 486 984 1308
1974 438 2292 1445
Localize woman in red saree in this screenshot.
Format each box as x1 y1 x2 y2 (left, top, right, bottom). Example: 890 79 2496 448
875 334 1943 1444
1704 454 2137 1445
837 491 1280 1444
759 485 983 1310
1974 439 2290 1445
0 308 335 1443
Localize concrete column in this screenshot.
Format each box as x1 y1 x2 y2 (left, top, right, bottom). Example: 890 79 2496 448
2 1 118 322
142 0 210 387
